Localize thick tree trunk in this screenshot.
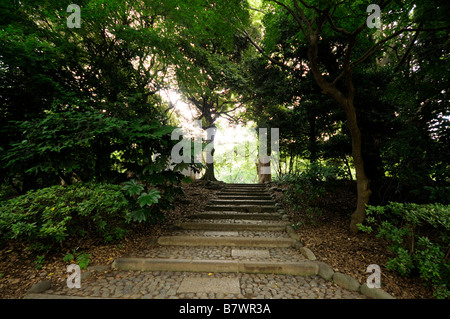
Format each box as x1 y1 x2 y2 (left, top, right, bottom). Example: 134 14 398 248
202 162 217 181
361 137 385 205
201 124 218 181
343 102 372 233
307 36 372 234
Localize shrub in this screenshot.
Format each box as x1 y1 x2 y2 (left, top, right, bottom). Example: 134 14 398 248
0 183 131 252
283 179 325 225
276 161 350 225
276 163 339 225
122 179 161 223
63 249 91 270
358 202 450 299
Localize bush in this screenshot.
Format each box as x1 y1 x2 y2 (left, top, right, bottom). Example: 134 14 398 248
0 183 131 252
283 178 325 225
275 162 349 225
358 202 450 299
122 179 161 223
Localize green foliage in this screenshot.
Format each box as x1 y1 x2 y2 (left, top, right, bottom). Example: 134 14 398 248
34 255 46 270
284 182 324 226
0 183 131 252
137 190 161 208
3 109 113 184
63 249 91 270
1 103 199 223
252 0 450 210
424 186 450 205
2 106 181 186
122 180 145 198
122 179 162 223
276 162 347 225
358 202 450 298
0 0 200 193
214 125 258 183
299 162 350 184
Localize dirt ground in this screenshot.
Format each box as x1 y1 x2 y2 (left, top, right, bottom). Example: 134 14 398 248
0 180 435 299
273 181 435 299
0 180 218 299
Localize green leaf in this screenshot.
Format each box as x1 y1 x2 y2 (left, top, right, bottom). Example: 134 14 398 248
136 189 161 207
122 179 144 197
63 253 74 262
77 253 91 270
129 209 148 223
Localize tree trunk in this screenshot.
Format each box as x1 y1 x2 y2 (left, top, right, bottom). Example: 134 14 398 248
201 124 218 181
343 155 353 181
361 137 385 205
307 36 371 234
343 101 372 233
202 162 217 181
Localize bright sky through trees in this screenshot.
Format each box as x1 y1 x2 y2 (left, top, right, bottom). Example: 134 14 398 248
160 88 260 183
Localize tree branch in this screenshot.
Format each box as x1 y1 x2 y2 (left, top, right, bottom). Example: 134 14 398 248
296 0 316 10
355 26 449 67
333 25 450 84
248 6 265 14
393 22 423 72
292 0 314 37
242 29 290 70
326 10 352 36
267 0 310 40
216 103 245 116
326 0 392 37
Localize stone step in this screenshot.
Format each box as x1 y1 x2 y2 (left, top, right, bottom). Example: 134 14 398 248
224 184 267 188
218 193 272 198
189 211 281 220
175 221 287 231
225 183 266 187
217 195 273 200
133 245 304 262
218 192 271 197
221 188 269 192
204 205 277 212
221 186 268 190
170 229 292 239
157 236 295 247
112 258 318 276
209 199 276 206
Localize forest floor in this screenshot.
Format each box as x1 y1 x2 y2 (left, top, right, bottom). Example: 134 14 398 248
0 180 434 299
273 181 434 299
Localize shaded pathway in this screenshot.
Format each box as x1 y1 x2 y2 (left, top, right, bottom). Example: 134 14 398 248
24 184 381 299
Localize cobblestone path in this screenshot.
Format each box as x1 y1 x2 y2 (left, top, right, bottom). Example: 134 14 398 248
25 184 367 299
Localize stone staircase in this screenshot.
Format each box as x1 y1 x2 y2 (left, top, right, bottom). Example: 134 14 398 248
25 183 390 299
112 183 317 276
